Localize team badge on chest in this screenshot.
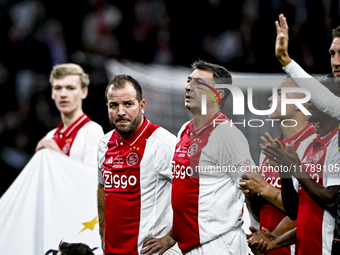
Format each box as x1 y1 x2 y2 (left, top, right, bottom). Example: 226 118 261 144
188 143 199 157
313 150 324 164
126 151 140 166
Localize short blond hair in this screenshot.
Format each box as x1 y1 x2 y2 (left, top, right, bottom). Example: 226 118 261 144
50 63 90 88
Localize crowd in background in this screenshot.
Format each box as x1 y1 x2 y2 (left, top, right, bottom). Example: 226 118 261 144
0 0 340 196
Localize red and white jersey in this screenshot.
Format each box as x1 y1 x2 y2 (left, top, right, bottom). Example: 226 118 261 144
171 112 255 253
294 127 340 255
97 117 179 255
258 123 316 255
45 113 104 166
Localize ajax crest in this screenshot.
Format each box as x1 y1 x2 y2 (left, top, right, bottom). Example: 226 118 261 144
313 150 324 164
188 143 199 157
126 151 139 166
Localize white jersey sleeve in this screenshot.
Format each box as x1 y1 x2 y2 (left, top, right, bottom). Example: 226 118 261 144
283 60 340 120
147 127 176 180
44 128 57 139
324 133 340 187
200 124 255 180
71 121 104 166
43 121 104 166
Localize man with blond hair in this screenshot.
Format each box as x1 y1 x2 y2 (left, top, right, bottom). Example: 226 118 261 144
35 63 103 166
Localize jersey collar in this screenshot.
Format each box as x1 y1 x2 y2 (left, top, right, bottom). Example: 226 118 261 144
187 111 225 135
278 123 316 145
56 113 88 137
313 126 339 146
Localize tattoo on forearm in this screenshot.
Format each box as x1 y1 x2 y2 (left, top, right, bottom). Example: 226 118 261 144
274 191 280 200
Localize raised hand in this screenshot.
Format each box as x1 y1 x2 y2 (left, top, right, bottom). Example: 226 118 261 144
259 132 285 166
262 140 299 171
275 14 292 66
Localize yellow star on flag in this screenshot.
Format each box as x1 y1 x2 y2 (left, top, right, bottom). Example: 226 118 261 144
79 216 99 233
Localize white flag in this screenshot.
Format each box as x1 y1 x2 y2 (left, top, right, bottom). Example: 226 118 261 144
0 148 103 255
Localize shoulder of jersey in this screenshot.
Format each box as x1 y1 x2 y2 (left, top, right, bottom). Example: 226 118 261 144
177 120 191 137
83 120 104 132
213 122 246 139
208 123 251 152
99 130 115 146
45 128 57 139
298 133 316 150
153 126 175 137
149 126 176 143
328 132 339 148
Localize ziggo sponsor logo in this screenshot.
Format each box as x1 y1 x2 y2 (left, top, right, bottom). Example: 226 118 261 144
172 162 194 179
172 162 253 179
103 170 137 189
264 173 320 188
265 176 281 188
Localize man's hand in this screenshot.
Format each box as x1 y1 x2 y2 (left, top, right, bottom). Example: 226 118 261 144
248 226 275 254
275 14 292 66
142 232 176 255
239 166 268 196
262 140 300 171
35 138 63 153
247 226 268 253
260 133 286 167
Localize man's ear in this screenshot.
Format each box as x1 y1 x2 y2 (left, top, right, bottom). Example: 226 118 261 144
140 99 146 114
81 87 88 100
217 90 225 105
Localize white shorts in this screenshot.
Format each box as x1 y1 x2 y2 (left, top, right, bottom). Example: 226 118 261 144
186 228 248 255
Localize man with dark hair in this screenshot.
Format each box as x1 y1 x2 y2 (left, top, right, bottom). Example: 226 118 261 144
143 60 255 255
104 74 143 102
97 75 180 255
332 26 340 39
57 241 94 255
191 60 232 108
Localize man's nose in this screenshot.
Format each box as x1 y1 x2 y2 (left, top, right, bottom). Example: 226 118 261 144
117 105 126 116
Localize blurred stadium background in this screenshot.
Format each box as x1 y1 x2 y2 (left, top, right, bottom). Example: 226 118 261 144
0 0 337 196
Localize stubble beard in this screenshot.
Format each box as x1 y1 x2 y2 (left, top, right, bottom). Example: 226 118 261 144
110 111 143 137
